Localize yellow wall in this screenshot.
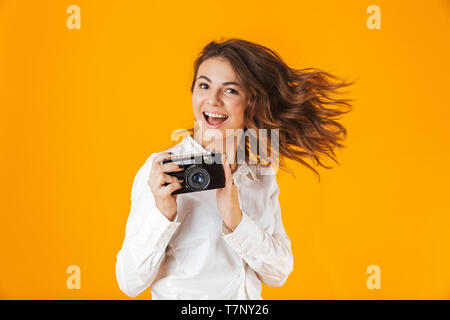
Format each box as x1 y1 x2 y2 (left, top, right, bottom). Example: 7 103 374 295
0 0 449 299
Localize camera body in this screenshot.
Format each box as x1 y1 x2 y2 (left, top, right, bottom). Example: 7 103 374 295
161 152 225 195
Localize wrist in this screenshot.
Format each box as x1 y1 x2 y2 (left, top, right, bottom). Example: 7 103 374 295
168 211 177 222
226 210 242 231
157 204 176 221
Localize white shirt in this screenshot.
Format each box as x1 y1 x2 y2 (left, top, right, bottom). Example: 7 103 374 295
115 134 294 299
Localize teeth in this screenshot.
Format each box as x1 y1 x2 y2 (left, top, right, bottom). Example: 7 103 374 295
204 111 228 119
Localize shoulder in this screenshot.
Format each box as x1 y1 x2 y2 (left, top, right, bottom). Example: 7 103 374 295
237 163 278 197
255 164 279 196
255 164 277 183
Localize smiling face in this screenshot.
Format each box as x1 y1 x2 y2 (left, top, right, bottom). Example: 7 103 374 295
192 57 248 153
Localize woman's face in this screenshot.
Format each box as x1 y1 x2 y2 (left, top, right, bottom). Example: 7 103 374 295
192 57 248 151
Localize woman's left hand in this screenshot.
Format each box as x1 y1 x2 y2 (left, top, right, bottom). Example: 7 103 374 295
216 153 242 233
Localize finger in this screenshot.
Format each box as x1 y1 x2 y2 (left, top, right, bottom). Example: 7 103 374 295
157 173 183 187
222 154 233 187
161 181 183 196
151 153 178 180
160 162 184 173
153 152 175 167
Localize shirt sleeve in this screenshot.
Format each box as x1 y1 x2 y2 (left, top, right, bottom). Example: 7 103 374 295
115 153 181 298
221 173 294 287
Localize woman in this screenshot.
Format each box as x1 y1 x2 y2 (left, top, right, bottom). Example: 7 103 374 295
115 38 353 299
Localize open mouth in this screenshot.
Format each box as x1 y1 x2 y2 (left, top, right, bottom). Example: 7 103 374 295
202 111 229 127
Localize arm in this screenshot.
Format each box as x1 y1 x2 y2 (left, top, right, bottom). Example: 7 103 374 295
115 154 181 297
221 174 294 287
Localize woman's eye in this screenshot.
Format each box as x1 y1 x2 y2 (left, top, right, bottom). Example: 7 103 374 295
198 82 238 95
226 88 239 95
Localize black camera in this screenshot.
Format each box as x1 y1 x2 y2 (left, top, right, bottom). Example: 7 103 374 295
161 152 225 195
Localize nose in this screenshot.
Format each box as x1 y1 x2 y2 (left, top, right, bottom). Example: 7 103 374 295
206 87 222 106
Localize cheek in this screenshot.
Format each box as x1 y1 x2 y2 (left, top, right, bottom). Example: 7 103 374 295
230 103 246 123
192 95 202 116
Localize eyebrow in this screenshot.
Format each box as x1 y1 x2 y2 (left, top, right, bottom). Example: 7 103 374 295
197 75 241 87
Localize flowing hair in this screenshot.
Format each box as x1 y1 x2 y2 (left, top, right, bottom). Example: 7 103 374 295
187 37 354 182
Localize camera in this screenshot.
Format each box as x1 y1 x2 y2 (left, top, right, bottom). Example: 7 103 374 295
161 152 225 195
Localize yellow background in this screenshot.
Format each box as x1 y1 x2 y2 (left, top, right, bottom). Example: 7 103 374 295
1 0 449 299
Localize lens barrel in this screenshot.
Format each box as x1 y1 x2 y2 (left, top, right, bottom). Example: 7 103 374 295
185 166 210 191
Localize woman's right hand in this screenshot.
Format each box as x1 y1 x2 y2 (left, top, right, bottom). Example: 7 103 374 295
148 152 184 221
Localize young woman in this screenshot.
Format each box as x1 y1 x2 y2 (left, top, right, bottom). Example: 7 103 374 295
116 38 353 299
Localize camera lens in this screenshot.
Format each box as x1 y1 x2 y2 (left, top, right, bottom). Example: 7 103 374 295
192 173 204 184
185 166 210 191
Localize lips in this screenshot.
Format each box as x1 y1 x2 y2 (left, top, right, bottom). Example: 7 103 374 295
202 111 229 128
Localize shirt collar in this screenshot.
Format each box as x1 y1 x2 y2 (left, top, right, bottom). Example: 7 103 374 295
183 134 259 182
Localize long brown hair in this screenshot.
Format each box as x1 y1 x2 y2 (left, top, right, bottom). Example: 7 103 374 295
188 38 354 182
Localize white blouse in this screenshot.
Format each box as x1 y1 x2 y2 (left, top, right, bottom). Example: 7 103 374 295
115 134 294 299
